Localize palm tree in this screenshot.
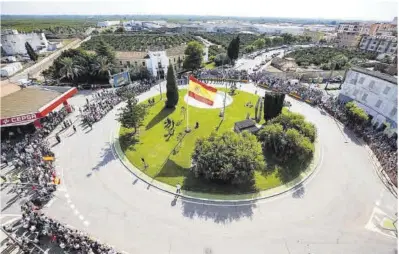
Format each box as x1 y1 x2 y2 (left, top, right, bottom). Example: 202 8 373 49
91 56 113 78
58 57 82 82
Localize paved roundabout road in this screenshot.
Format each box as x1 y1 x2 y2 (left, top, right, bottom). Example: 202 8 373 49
44 83 397 254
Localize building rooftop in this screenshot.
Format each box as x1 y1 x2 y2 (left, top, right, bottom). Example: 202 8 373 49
1 86 71 118
351 66 397 85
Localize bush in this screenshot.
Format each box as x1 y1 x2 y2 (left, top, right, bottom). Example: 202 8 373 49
191 131 265 184
345 101 369 126
269 108 317 142
258 123 314 163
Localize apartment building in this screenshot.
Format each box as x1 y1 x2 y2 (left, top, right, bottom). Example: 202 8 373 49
359 36 398 54
369 23 397 37
336 32 362 49
338 66 398 130
336 22 369 35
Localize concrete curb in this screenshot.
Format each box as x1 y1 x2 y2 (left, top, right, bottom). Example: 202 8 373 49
111 120 323 203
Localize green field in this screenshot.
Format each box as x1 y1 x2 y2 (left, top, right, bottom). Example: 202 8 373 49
120 89 305 194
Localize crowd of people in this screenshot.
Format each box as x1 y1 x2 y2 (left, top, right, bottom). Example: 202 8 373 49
3 202 120 253
81 89 122 125
1 107 121 253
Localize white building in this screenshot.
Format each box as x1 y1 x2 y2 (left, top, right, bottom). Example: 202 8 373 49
0 62 23 77
336 22 369 34
359 36 397 54
146 51 169 79
97 20 120 28
1 32 48 55
338 66 398 130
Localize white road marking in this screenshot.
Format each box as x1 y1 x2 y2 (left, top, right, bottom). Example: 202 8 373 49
64 193 70 198
70 204 75 209
79 215 84 220
83 220 90 226
74 210 79 215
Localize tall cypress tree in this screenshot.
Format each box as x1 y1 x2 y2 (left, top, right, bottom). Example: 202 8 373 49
227 36 240 65
25 42 38 62
165 64 179 108
264 92 284 121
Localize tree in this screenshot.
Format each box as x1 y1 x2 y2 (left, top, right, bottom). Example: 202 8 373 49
191 131 265 185
269 108 317 142
58 57 82 81
91 55 113 78
117 95 147 134
227 35 240 64
95 39 115 63
263 92 285 121
264 37 272 48
183 41 203 71
345 101 369 127
258 123 314 163
165 64 179 108
25 42 38 62
214 53 230 66
253 38 265 49
114 27 125 33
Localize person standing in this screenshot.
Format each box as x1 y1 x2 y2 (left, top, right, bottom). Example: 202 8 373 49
55 134 61 144
176 183 181 194
73 125 76 133
141 157 148 169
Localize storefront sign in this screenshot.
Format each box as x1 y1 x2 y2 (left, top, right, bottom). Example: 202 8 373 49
0 113 39 126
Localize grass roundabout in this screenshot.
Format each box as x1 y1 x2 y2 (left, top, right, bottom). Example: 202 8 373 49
119 88 317 196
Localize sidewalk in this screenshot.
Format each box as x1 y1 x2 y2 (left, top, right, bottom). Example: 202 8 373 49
112 122 322 202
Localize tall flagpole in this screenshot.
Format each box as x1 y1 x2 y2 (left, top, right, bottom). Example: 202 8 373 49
185 75 191 133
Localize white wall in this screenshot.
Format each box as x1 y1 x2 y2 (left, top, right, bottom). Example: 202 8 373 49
1 33 48 55
339 69 398 128
146 51 169 78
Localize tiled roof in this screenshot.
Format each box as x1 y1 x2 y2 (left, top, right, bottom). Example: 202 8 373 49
115 51 148 59
166 45 186 57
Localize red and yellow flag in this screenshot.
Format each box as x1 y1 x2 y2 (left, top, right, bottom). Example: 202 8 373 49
188 76 217 106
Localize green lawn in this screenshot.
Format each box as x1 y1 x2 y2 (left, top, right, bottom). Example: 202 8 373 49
204 62 216 70
119 89 300 194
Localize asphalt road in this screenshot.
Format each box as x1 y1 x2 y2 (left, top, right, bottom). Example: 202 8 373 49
33 83 398 254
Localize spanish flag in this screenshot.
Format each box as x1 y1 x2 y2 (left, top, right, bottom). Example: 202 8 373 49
188 76 217 106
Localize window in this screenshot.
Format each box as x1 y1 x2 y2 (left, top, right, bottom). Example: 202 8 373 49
370 46 374 49
361 93 368 102
368 81 375 89
142 61 145 66
119 61 122 64
174 58 176 63
134 61 137 65
390 107 397 117
127 61 130 66
383 86 391 95
121 69 123 72
375 100 382 108
353 89 359 96
359 77 365 84
373 41 377 44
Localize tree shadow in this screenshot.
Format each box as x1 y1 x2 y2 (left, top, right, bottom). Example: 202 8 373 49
145 108 174 130
292 182 305 198
343 126 363 145
182 171 257 195
181 199 256 224
91 142 116 172
119 131 141 152
156 159 188 178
